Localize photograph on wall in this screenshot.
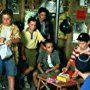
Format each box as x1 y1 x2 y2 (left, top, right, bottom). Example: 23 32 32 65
87 4 90 13
73 22 87 43
80 0 87 6
6 0 19 14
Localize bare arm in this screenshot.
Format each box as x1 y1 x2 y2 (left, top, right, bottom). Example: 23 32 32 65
21 43 26 61
11 38 20 44
6 38 20 46
62 60 72 72
66 60 72 69
45 64 59 73
37 64 44 74
78 71 90 80
84 51 90 56
0 37 6 43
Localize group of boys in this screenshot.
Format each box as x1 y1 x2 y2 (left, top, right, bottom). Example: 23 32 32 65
0 8 90 90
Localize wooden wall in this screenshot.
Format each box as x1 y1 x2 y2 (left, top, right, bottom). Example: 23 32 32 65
1 0 90 60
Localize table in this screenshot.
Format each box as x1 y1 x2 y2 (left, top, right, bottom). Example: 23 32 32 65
37 74 83 90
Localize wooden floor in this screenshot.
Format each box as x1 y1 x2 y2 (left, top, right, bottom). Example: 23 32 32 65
0 82 36 90
0 77 36 90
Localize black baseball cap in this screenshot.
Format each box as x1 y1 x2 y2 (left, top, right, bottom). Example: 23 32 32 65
77 33 90 42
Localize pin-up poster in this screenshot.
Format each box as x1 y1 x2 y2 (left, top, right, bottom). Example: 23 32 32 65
76 10 87 20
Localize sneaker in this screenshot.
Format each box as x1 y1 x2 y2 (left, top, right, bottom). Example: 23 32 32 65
18 74 25 88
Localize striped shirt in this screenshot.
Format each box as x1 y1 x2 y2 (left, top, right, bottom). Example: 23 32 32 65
70 46 90 67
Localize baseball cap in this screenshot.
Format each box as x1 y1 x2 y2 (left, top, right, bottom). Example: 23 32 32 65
77 33 90 42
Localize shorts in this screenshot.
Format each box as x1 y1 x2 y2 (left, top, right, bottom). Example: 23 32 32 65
0 57 17 76
25 48 37 67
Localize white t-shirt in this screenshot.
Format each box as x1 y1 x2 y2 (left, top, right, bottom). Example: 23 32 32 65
47 55 54 68
0 25 11 42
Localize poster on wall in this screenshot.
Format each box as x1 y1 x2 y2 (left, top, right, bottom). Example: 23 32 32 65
6 0 19 14
87 5 90 13
73 22 87 43
76 10 87 20
80 0 87 6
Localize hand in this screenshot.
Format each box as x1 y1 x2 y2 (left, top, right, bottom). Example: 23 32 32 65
0 37 6 42
62 67 68 73
47 34 50 39
72 72 78 78
55 69 60 73
45 69 51 73
40 43 46 50
21 55 26 61
5 40 12 46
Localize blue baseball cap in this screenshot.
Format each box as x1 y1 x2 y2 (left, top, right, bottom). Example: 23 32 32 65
76 53 90 73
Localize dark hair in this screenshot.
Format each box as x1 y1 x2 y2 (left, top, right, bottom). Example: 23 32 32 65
38 7 50 20
28 17 37 24
43 39 54 46
38 7 48 14
2 9 13 18
77 33 90 42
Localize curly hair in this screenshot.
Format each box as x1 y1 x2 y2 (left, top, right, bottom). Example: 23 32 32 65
38 7 51 20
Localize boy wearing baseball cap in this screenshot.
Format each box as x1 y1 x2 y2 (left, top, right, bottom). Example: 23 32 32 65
62 33 90 78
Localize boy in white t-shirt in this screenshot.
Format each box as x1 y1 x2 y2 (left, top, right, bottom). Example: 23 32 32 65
0 9 20 90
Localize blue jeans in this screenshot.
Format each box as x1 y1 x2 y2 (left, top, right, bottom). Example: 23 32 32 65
0 57 17 76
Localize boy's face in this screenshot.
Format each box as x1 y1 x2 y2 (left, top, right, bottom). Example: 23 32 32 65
78 41 89 50
45 43 53 54
2 14 12 26
39 12 46 21
28 21 36 31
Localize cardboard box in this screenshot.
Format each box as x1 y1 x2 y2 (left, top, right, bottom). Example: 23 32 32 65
57 74 70 82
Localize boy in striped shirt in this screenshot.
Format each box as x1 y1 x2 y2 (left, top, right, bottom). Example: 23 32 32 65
62 33 90 77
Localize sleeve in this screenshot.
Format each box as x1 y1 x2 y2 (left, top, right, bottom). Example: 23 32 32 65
70 47 78 67
37 30 45 42
37 51 45 65
54 50 60 64
70 47 77 61
37 51 44 64
12 25 20 39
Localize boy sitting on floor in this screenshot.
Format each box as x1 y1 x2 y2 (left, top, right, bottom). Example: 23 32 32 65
33 39 60 87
